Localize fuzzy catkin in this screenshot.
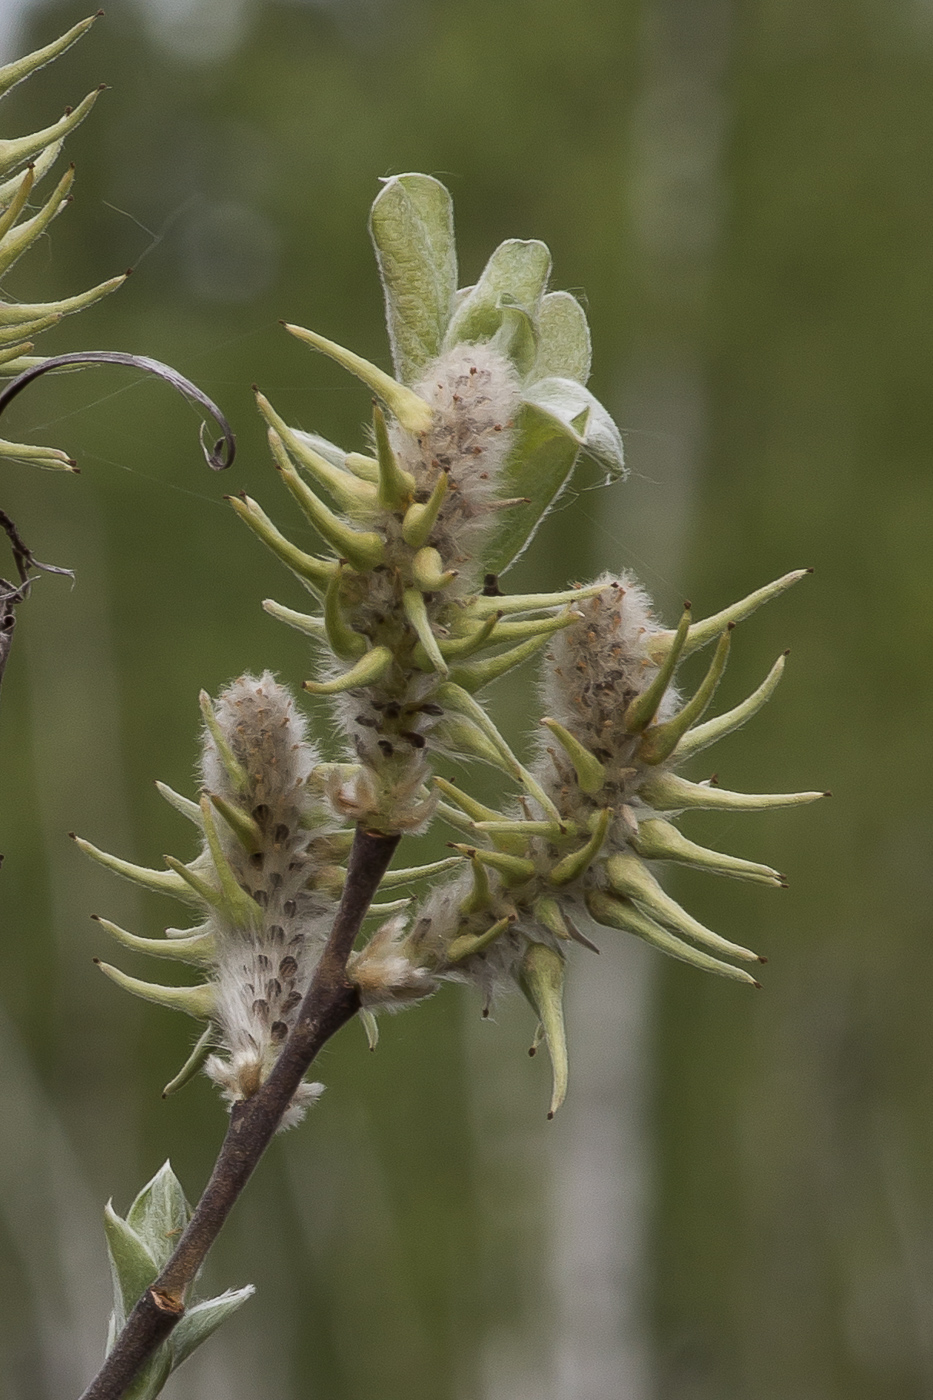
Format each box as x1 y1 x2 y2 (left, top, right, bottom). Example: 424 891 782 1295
390 342 521 583
537 572 678 830
200 674 337 1125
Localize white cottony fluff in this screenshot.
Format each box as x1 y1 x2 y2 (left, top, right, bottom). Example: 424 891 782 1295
540 571 676 759
348 914 437 1008
391 342 521 573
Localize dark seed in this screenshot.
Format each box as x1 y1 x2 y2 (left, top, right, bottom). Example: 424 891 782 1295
270 1021 288 1043
279 955 299 978
282 990 302 1014
284 900 297 917
249 851 264 870
251 998 270 1020
274 823 290 843
266 978 282 1000
252 804 270 825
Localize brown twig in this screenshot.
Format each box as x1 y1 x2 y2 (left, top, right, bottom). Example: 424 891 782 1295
78 824 400 1400
0 508 72 696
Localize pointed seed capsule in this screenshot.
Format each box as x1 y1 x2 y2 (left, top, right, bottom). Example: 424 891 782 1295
303 645 394 695
624 604 691 733
541 717 606 795
359 1007 380 1050
71 834 201 905
94 961 216 1019
604 852 760 961
450 844 536 886
0 87 101 179
548 808 610 886
207 791 263 853
638 771 828 813
412 546 457 592
155 781 203 827
162 1025 215 1097
373 402 416 508
378 856 463 888
324 566 368 661
632 817 783 886
534 895 573 941
448 914 513 963
91 914 216 967
638 626 732 764
676 653 787 757
448 632 553 692
227 494 337 597
519 943 568 1118
402 469 448 549
199 691 248 792
465 581 607 619
585 891 760 986
459 853 492 915
0 272 126 328
0 12 101 102
255 391 377 516
261 598 327 641
646 570 811 663
284 323 435 435
403 587 448 675
268 429 386 571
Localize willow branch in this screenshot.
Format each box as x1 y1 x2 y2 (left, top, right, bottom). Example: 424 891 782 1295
78 824 401 1400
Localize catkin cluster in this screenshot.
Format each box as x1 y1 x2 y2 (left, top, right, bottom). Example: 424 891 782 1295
395 569 825 1114
80 171 822 1121
199 676 338 1122
231 174 625 837
80 673 354 1126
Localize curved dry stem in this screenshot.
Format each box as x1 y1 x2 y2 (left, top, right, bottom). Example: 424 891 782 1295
0 351 237 470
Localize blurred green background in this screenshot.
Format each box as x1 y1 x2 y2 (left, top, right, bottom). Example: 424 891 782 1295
0 0 929 1396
